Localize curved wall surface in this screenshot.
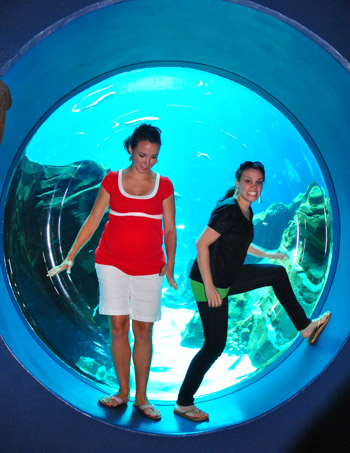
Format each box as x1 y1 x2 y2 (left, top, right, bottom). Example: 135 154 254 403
0 0 349 451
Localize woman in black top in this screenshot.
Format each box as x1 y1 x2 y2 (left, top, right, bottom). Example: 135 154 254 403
174 161 331 422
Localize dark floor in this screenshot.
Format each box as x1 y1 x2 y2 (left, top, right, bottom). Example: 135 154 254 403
289 383 350 453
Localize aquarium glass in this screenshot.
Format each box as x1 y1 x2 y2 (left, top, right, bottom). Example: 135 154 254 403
4 67 333 400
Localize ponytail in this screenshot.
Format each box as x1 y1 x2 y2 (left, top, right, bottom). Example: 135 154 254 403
217 186 236 204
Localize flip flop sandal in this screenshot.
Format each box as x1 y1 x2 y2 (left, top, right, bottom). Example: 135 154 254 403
133 403 161 421
308 311 331 345
98 395 128 409
174 407 209 422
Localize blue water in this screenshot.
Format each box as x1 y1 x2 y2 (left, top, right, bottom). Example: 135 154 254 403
16 67 330 400
27 67 326 210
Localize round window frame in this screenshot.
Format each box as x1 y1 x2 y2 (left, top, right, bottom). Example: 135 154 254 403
0 0 349 436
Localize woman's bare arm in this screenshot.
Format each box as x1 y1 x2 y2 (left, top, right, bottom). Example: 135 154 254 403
160 194 177 289
47 186 110 276
196 226 222 307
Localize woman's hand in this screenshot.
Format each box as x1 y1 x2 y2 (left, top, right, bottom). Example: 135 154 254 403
248 245 288 262
205 284 222 308
268 251 288 262
160 263 178 290
47 258 74 277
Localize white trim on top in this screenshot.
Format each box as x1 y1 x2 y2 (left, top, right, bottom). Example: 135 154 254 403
118 169 160 199
109 209 163 219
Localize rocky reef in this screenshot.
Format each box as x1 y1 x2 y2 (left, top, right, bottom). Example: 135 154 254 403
4 157 113 376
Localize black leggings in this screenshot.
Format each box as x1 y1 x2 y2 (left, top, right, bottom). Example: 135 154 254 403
176 264 311 406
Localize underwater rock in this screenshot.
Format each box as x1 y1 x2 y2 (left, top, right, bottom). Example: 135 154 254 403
6 157 109 309
225 293 255 356
296 184 329 258
104 368 119 388
280 183 331 299
180 312 204 348
253 202 293 252
247 313 280 367
76 356 107 380
76 356 120 386
4 157 112 373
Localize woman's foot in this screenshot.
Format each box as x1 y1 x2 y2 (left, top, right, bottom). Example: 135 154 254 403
300 311 331 345
174 403 209 422
98 393 129 409
133 401 161 421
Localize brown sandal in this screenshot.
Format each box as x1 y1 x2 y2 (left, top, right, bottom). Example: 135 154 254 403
174 406 209 422
308 311 331 345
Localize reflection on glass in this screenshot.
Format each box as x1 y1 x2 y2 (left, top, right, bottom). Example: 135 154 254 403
4 67 332 400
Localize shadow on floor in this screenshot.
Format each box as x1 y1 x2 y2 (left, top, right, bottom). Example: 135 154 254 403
289 383 350 452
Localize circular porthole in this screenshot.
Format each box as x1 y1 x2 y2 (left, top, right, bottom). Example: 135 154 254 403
0 0 348 437
4 66 335 401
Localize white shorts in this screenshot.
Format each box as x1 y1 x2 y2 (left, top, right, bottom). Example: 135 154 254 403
95 264 164 322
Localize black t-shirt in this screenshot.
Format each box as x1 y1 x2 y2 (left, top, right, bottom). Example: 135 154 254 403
190 198 254 288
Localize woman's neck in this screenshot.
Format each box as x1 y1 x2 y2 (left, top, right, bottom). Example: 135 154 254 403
236 195 251 220
124 164 154 180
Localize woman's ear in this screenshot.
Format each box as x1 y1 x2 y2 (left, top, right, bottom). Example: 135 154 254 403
128 146 134 161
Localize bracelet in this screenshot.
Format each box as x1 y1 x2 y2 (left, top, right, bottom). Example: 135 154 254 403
66 260 73 266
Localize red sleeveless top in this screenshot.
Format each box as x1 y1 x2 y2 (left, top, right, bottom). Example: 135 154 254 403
95 170 174 275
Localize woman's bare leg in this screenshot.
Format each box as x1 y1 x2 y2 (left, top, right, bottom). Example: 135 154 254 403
132 320 160 419
109 314 131 402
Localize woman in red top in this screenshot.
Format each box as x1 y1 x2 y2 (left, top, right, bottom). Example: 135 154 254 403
48 124 177 421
